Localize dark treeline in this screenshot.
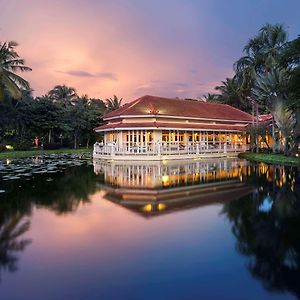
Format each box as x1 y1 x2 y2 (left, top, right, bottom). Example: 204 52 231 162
0 41 123 150
204 24 300 155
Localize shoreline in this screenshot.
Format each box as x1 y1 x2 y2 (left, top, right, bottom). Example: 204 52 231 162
0 148 92 160
238 152 300 166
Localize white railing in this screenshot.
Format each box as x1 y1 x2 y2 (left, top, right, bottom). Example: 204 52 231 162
93 142 249 158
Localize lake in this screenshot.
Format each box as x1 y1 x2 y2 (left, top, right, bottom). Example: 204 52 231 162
0 156 299 300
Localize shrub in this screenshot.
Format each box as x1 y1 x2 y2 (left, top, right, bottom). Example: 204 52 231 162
0 144 6 152
13 140 33 151
43 143 62 150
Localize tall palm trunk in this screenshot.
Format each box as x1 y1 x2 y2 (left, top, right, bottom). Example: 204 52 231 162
272 116 275 153
48 129 52 144
86 136 90 149
74 133 78 149
256 104 259 153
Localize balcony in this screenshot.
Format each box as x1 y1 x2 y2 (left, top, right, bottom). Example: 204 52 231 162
93 142 249 161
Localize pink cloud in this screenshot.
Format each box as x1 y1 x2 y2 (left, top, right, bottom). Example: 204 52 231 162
0 0 235 102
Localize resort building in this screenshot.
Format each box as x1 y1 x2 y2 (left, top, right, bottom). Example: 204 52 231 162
94 95 254 160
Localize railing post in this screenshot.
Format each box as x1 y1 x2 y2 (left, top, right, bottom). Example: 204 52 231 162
157 143 161 158
224 143 227 153
111 145 115 157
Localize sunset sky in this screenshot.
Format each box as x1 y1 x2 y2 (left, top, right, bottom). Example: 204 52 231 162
1 0 300 102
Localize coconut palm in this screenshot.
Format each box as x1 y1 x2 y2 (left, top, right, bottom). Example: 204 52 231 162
105 95 123 112
0 41 32 100
214 78 251 112
235 24 288 79
203 93 219 102
234 24 288 109
48 85 78 105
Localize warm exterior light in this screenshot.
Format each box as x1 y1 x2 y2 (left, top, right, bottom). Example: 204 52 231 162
142 204 153 212
157 203 167 211
162 175 169 186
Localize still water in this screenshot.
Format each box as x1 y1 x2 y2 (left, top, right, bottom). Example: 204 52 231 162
0 156 299 300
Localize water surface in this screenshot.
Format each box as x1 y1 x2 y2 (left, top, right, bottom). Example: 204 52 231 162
0 156 299 300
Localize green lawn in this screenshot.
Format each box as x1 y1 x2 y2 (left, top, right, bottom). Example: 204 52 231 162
238 152 300 166
0 148 92 160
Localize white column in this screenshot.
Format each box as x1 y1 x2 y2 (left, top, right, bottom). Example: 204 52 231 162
120 131 123 148
206 132 209 149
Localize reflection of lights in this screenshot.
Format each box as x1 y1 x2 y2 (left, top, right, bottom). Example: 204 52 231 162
6 159 12 165
162 175 169 183
162 160 168 165
158 203 167 211
142 204 153 212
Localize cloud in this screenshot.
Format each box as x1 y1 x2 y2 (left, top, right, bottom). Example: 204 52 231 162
173 82 189 88
55 70 118 80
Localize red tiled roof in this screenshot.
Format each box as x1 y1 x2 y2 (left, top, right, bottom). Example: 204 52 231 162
103 95 253 122
95 122 247 132
258 114 273 122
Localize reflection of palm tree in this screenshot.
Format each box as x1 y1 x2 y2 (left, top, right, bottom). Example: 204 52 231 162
223 165 300 298
0 213 31 280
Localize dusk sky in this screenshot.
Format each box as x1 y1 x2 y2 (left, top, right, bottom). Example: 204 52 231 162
1 0 300 102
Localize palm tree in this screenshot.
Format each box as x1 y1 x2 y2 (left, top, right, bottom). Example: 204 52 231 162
214 78 251 112
252 68 296 155
203 93 219 102
48 85 78 105
0 41 32 100
105 95 123 112
234 24 288 107
233 24 289 152
235 24 288 80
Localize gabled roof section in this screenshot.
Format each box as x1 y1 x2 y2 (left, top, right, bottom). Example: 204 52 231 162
102 95 253 122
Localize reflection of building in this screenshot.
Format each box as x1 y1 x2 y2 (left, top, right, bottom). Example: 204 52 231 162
94 159 253 217
94 96 253 160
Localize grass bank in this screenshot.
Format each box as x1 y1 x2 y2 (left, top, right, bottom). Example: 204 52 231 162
238 152 300 166
0 148 92 160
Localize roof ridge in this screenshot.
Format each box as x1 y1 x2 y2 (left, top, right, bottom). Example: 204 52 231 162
120 96 144 115
223 103 253 117
102 96 144 119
